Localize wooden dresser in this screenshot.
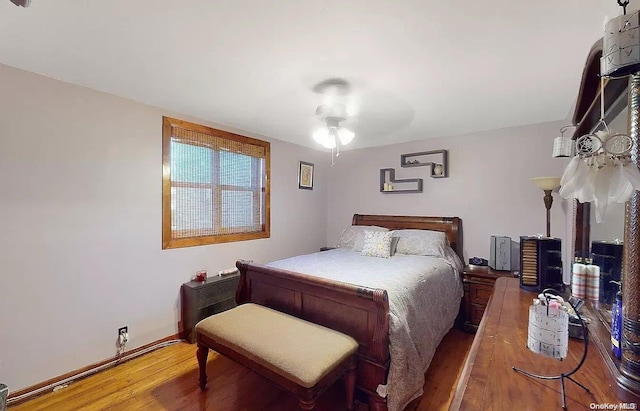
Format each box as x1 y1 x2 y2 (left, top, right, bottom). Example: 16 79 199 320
462 265 513 332
451 277 640 410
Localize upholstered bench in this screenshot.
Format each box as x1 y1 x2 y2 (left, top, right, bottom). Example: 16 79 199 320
195 303 358 410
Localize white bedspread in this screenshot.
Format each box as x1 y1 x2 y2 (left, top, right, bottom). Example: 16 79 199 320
267 248 463 411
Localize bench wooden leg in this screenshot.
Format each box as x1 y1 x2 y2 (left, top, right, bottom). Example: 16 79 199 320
298 399 316 410
344 358 356 411
196 344 209 391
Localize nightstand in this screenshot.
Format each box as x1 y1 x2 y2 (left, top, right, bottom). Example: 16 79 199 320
462 265 513 332
180 273 240 343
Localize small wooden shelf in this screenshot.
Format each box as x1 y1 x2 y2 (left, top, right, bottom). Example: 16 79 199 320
400 149 448 178
379 168 423 193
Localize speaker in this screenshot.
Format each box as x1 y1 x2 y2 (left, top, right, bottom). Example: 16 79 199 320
520 237 563 292
489 235 511 271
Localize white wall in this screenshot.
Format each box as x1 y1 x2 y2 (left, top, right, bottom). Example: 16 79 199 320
0 63 329 391
326 121 572 268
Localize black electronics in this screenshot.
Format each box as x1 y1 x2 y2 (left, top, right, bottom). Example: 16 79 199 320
591 240 623 305
519 237 563 292
469 257 488 266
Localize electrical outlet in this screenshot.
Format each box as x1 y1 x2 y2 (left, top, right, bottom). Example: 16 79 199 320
118 326 128 336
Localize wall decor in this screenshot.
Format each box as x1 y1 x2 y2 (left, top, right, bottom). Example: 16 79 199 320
298 161 314 190
379 168 423 193
400 149 448 178
378 149 448 194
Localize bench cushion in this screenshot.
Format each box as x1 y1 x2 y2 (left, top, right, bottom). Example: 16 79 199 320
195 303 358 388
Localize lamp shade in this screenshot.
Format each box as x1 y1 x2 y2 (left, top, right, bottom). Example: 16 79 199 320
531 176 561 191
312 128 336 149
337 127 355 145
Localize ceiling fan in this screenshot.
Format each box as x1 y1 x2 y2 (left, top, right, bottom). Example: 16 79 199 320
311 78 358 154
9 0 30 7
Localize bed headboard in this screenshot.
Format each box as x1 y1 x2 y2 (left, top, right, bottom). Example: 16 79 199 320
352 214 464 261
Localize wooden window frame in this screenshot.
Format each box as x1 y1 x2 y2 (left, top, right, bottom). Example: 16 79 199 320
162 116 270 249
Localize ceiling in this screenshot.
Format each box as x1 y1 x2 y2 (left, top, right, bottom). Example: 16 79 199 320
0 0 624 150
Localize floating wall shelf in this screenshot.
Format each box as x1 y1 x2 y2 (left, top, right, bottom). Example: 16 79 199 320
379 168 423 193
400 149 448 178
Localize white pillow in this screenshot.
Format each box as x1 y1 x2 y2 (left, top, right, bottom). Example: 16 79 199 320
393 229 448 257
335 225 388 249
361 230 394 258
390 236 400 255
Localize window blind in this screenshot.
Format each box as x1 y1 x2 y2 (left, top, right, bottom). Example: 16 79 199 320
162 117 270 248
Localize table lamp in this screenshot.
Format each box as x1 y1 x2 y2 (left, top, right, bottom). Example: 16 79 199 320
531 177 561 237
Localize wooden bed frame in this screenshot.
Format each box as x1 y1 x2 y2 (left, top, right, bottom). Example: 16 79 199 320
235 214 463 411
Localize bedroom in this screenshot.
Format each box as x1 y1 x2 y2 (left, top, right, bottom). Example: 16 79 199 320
0 0 636 410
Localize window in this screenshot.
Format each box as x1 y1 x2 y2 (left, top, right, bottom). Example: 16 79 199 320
162 117 270 249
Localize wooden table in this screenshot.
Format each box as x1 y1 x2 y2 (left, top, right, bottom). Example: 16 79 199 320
450 277 640 410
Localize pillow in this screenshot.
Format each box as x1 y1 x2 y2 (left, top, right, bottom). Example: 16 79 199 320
390 236 400 255
355 233 400 254
393 229 448 257
335 225 388 249
361 230 394 258
353 227 394 251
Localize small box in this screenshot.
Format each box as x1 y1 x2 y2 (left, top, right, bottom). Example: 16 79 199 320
568 318 586 340
490 235 511 271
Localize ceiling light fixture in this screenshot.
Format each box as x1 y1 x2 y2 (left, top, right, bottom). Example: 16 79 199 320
312 103 355 165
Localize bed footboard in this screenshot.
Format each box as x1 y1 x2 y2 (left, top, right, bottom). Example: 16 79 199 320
235 259 390 406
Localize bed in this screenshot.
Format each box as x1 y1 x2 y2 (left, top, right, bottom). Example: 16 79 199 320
235 214 464 411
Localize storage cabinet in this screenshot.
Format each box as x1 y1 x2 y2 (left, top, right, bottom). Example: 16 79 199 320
462 265 513 332
181 273 240 343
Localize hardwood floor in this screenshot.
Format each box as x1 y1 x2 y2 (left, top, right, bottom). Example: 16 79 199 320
10 329 473 411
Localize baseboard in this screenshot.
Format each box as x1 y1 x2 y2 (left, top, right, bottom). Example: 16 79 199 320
8 333 181 404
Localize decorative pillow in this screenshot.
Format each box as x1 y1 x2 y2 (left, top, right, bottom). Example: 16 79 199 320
361 230 394 258
393 229 448 257
335 225 388 249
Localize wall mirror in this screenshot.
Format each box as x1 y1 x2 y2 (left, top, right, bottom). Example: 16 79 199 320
589 108 626 244
572 39 628 260
572 27 640 399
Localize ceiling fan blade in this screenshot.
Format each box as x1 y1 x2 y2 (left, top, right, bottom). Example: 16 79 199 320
312 78 351 95
10 0 31 7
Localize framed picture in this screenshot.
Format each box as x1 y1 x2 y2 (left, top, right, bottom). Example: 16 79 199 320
298 161 314 190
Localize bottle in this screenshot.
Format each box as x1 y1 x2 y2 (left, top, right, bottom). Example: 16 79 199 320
585 258 600 301
611 281 623 359
572 256 587 299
